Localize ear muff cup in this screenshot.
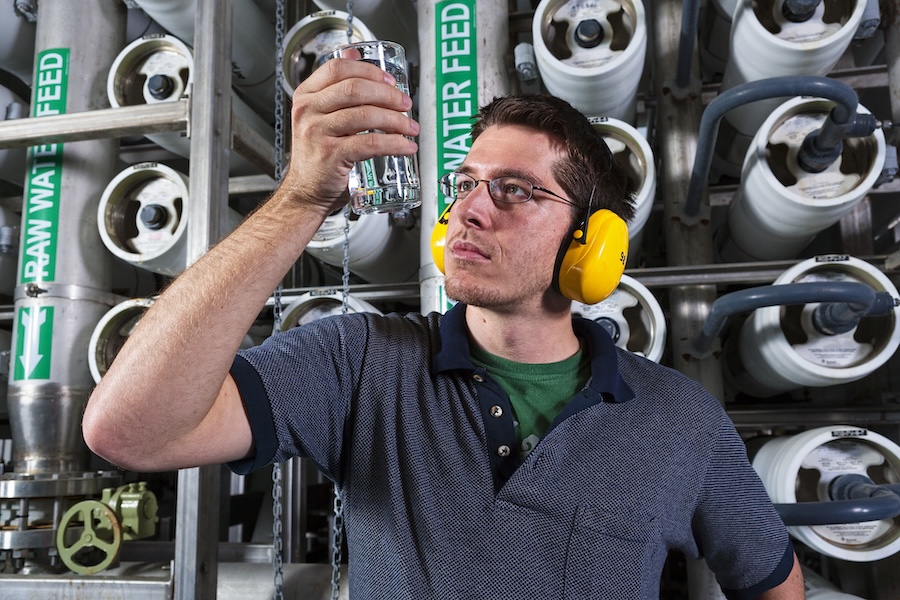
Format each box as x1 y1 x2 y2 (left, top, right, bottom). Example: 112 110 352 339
556 208 628 305
430 202 452 274
429 204 628 305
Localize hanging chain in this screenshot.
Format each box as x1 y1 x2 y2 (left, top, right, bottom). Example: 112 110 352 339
328 6 355 597
330 482 345 599
272 462 285 600
272 1 287 599
345 0 354 43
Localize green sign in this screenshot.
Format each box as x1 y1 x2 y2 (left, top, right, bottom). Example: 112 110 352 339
435 0 478 217
20 48 69 284
15 48 68 381
14 306 54 380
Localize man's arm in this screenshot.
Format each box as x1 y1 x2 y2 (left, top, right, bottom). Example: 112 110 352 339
82 58 419 472
758 552 805 599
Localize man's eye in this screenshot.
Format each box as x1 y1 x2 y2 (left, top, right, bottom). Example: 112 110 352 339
458 180 474 193
503 181 528 198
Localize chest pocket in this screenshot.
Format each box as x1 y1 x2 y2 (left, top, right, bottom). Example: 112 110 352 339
564 505 663 600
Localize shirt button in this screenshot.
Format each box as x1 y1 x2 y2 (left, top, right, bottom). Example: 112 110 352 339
497 445 511 457
473 374 484 382
490 405 503 418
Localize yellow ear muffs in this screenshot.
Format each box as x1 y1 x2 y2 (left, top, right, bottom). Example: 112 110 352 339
556 208 629 305
430 202 453 274
430 201 627 305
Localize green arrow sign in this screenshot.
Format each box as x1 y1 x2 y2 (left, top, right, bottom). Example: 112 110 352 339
14 306 54 380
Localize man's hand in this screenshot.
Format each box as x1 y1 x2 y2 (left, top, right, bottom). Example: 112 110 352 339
282 56 420 214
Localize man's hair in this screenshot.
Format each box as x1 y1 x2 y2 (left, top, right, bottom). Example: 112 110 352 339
471 94 635 223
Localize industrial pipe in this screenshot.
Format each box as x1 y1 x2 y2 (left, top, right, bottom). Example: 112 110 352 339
752 425 900 561
685 76 859 217
727 255 900 397
713 0 867 175
717 96 885 261
674 0 701 89
690 280 883 355
3 0 127 575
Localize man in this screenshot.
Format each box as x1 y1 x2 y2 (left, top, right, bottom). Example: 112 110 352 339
83 57 804 598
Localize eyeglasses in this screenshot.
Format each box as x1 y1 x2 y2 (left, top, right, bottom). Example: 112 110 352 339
438 172 576 207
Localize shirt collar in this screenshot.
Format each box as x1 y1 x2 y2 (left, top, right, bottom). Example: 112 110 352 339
433 302 633 403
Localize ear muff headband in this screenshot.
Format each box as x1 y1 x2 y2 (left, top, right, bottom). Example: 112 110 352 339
429 202 628 306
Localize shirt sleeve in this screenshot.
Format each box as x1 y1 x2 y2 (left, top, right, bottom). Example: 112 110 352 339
692 414 795 598
224 314 367 483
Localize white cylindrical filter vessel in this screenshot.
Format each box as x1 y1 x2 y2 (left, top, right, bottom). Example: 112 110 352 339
88 297 154 384
280 10 376 95
532 0 647 123
277 291 382 332
107 34 274 176
312 1 419 65
732 255 900 397
0 2 36 83
720 0 866 139
719 97 886 262
89 296 263 383
98 162 243 276
752 425 900 562
588 116 655 264
418 0 510 316
133 0 276 120
307 211 419 283
571 274 666 362
0 85 28 188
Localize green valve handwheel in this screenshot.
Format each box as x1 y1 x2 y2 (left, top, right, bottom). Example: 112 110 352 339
56 499 123 575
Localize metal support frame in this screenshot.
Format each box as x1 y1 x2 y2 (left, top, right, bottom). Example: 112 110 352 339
651 0 724 398
173 0 234 598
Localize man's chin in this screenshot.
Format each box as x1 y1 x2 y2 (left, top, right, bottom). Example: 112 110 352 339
445 277 500 308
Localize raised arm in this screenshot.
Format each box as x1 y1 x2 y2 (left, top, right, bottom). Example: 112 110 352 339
82 58 419 472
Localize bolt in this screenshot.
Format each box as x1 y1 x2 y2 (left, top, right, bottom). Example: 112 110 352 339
140 205 168 230
575 19 604 49
147 74 175 100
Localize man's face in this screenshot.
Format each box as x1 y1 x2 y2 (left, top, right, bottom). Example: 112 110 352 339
443 124 576 311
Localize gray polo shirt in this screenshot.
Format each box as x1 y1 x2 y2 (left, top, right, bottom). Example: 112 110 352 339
229 302 793 599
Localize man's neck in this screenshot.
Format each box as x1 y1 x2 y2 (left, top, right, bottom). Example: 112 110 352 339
465 302 580 364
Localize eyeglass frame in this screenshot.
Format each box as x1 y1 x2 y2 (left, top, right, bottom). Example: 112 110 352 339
438 171 578 208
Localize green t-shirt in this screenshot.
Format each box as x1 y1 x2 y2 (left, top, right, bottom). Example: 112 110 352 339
471 345 591 459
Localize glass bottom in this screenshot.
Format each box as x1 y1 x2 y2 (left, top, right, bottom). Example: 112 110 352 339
350 185 421 215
